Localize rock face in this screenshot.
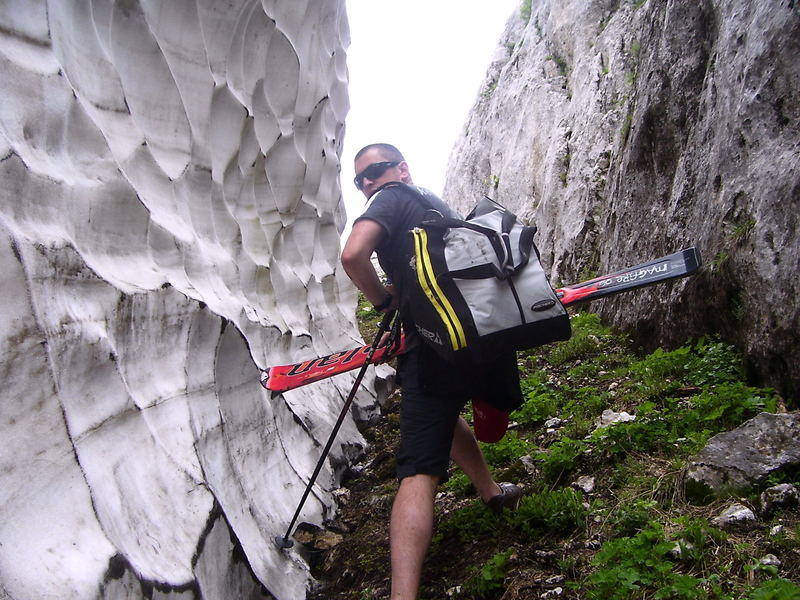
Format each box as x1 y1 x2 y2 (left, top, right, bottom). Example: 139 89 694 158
0 2 382 599
445 0 800 398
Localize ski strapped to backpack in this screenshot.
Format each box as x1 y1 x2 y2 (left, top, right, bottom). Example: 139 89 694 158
261 247 701 393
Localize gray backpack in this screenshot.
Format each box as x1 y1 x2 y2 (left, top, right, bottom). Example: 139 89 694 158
401 188 571 363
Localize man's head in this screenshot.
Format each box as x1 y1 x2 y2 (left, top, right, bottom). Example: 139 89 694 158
353 143 412 199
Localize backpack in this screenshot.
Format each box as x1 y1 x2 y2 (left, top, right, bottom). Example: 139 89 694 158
399 187 571 364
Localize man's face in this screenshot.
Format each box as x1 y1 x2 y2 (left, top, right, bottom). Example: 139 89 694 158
353 148 409 199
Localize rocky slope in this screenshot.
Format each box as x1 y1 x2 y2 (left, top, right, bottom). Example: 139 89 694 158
444 0 799 399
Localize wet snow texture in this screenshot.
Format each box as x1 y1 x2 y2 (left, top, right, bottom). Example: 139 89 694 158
0 2 380 599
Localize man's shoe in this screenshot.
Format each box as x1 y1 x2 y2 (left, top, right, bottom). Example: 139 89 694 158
487 482 522 514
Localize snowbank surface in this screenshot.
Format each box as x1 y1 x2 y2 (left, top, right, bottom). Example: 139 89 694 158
0 2 383 598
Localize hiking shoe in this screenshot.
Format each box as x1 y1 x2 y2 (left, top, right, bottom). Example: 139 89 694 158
487 482 522 514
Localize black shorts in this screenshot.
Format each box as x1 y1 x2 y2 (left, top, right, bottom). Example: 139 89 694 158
394 344 472 483
393 339 523 483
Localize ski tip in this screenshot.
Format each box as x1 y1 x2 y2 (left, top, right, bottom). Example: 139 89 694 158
259 370 270 389
682 247 702 273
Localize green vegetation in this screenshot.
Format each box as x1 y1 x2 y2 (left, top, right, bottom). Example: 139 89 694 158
549 53 569 78
560 150 571 186
621 108 634 143
732 215 757 243
480 80 498 98
520 0 532 23
463 548 515 599
355 291 384 337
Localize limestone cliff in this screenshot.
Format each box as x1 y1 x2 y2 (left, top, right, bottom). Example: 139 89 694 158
0 2 383 599
445 0 799 398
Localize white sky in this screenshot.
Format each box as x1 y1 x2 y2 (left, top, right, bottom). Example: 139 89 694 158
341 1 519 232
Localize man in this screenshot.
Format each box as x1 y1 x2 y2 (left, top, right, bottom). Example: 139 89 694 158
341 143 521 600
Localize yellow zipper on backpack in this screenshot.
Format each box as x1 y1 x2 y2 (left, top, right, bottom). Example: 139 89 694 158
411 228 467 351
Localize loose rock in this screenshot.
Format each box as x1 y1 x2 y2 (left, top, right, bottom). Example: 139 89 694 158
711 503 758 531
759 483 800 517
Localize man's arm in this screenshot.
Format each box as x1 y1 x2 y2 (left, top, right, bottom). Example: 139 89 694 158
341 219 396 311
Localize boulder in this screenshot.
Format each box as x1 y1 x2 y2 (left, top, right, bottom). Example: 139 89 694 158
683 412 800 503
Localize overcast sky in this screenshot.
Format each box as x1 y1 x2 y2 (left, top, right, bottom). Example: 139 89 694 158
341 1 519 231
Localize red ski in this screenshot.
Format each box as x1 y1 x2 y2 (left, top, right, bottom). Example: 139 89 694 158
261 248 700 393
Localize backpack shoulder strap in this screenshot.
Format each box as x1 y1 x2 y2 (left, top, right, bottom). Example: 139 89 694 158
374 181 450 223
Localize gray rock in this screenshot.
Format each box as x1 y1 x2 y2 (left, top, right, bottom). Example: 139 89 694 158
572 475 596 494
711 503 758 531
758 554 782 568
595 409 636 429
684 412 800 503
521 454 540 476
760 483 800 517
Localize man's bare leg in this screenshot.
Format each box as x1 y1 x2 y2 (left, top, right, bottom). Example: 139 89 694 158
450 416 502 502
390 473 439 600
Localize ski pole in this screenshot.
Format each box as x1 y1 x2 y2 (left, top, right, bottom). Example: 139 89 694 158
274 309 398 550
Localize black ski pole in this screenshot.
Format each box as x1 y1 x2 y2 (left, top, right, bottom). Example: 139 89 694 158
274 309 398 550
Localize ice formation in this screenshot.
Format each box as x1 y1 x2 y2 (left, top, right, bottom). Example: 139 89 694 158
0 2 381 598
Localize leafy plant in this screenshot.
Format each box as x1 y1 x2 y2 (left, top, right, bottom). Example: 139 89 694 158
463 548 515 599
608 499 659 537
672 516 728 568
536 437 587 482
433 501 502 544
481 431 535 467
732 216 757 244
711 251 730 272
356 292 384 339
688 339 744 385
586 523 710 600
548 53 569 78
745 579 800 600
516 370 561 425
481 81 499 98
441 471 473 496
513 488 588 538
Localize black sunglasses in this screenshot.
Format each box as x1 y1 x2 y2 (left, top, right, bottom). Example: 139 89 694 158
353 161 400 190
